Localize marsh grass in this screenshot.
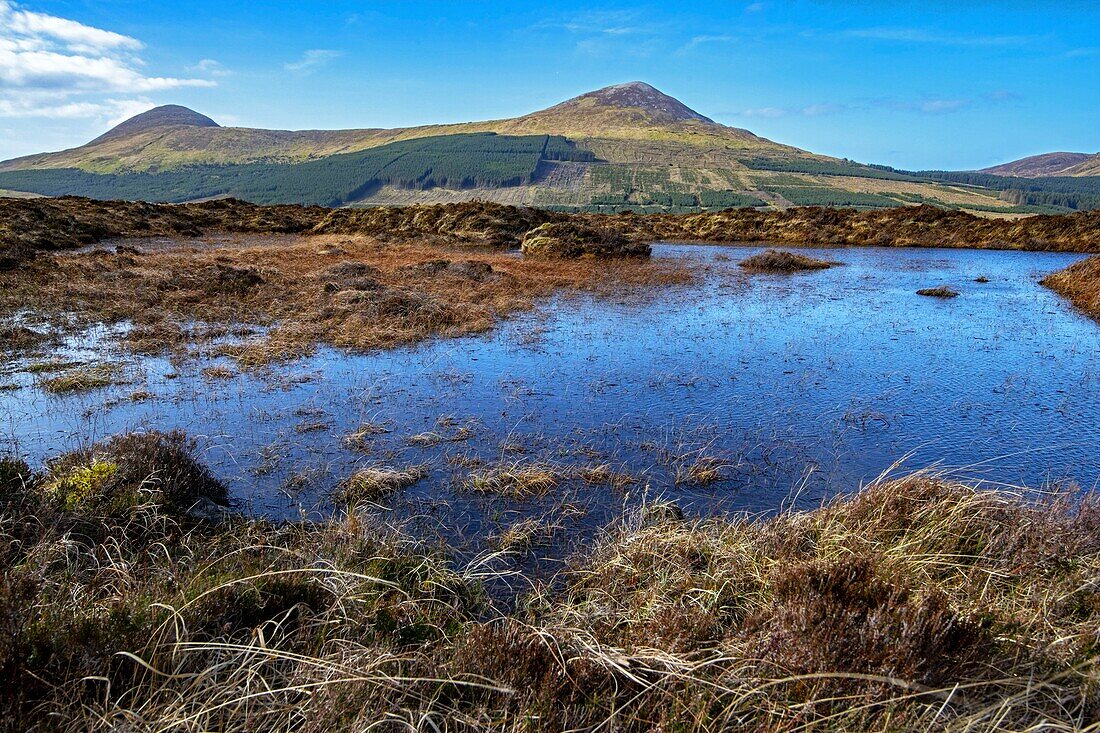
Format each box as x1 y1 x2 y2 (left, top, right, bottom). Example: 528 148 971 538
23 358 79 373
675 455 731 486
0 325 48 350
38 363 121 394
579 463 638 490
1 233 693 367
465 461 569 499
343 420 394 450
739 249 837 273
335 465 428 505
1043 254 1100 319
200 364 237 379
3 434 1100 732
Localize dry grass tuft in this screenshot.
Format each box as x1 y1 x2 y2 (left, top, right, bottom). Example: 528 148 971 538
739 248 837 273
579 463 637 490
38 363 121 394
917 285 960 298
465 461 568 498
335 465 428 504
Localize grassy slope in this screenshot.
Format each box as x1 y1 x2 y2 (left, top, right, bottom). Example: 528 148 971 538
1068 156 1100 176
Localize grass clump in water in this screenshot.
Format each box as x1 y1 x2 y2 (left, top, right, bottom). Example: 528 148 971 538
335 465 428 504
465 461 566 498
917 285 960 298
38 363 121 394
23 358 79 374
41 430 228 516
739 249 837 273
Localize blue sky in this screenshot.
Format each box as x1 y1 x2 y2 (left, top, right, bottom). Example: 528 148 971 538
1 0 1098 169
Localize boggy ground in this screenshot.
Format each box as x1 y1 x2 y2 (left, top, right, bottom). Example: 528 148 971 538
7 198 1100 270
2 431 1099 732
0 233 690 363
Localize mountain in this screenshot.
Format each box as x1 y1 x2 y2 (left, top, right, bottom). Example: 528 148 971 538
982 152 1100 177
0 82 1059 214
90 105 219 143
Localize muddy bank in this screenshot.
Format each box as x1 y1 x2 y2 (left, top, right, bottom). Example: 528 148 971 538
6 198 1100 270
633 204 1100 252
1042 254 1100 319
0 197 565 269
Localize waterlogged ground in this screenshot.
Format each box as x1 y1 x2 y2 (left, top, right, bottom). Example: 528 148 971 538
3 243 1098 555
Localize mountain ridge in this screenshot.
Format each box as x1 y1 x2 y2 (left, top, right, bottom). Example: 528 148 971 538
0 82 800 174
982 151 1100 177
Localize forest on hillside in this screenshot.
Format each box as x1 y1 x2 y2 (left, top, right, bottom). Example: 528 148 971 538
0 133 594 207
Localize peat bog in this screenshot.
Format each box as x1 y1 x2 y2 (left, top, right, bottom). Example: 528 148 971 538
4 201 1100 731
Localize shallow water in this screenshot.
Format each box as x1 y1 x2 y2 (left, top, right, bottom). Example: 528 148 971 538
3 243 1098 552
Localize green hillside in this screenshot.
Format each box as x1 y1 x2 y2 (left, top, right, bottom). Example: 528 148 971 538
0 133 594 207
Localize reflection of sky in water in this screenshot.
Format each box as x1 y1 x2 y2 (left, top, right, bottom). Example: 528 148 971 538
3 243 1098 544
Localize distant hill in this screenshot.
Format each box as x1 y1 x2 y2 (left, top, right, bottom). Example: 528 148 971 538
982 152 1100 177
0 82 1079 214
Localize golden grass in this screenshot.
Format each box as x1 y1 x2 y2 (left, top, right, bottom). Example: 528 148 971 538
465 461 569 498
38 363 121 394
335 465 428 505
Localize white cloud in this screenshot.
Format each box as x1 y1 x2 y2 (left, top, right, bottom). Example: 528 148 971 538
801 103 846 117
0 0 142 54
740 107 788 119
284 49 343 75
0 0 213 122
534 11 664 56
187 58 232 77
0 93 155 122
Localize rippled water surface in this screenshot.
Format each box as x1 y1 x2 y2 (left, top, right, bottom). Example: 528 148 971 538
3 243 1098 544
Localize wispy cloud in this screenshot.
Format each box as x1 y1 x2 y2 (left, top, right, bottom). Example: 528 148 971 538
735 95 988 119
740 107 788 119
533 11 664 56
0 0 213 121
911 98 970 113
843 27 1036 47
677 34 738 54
284 49 343 75
187 58 232 78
